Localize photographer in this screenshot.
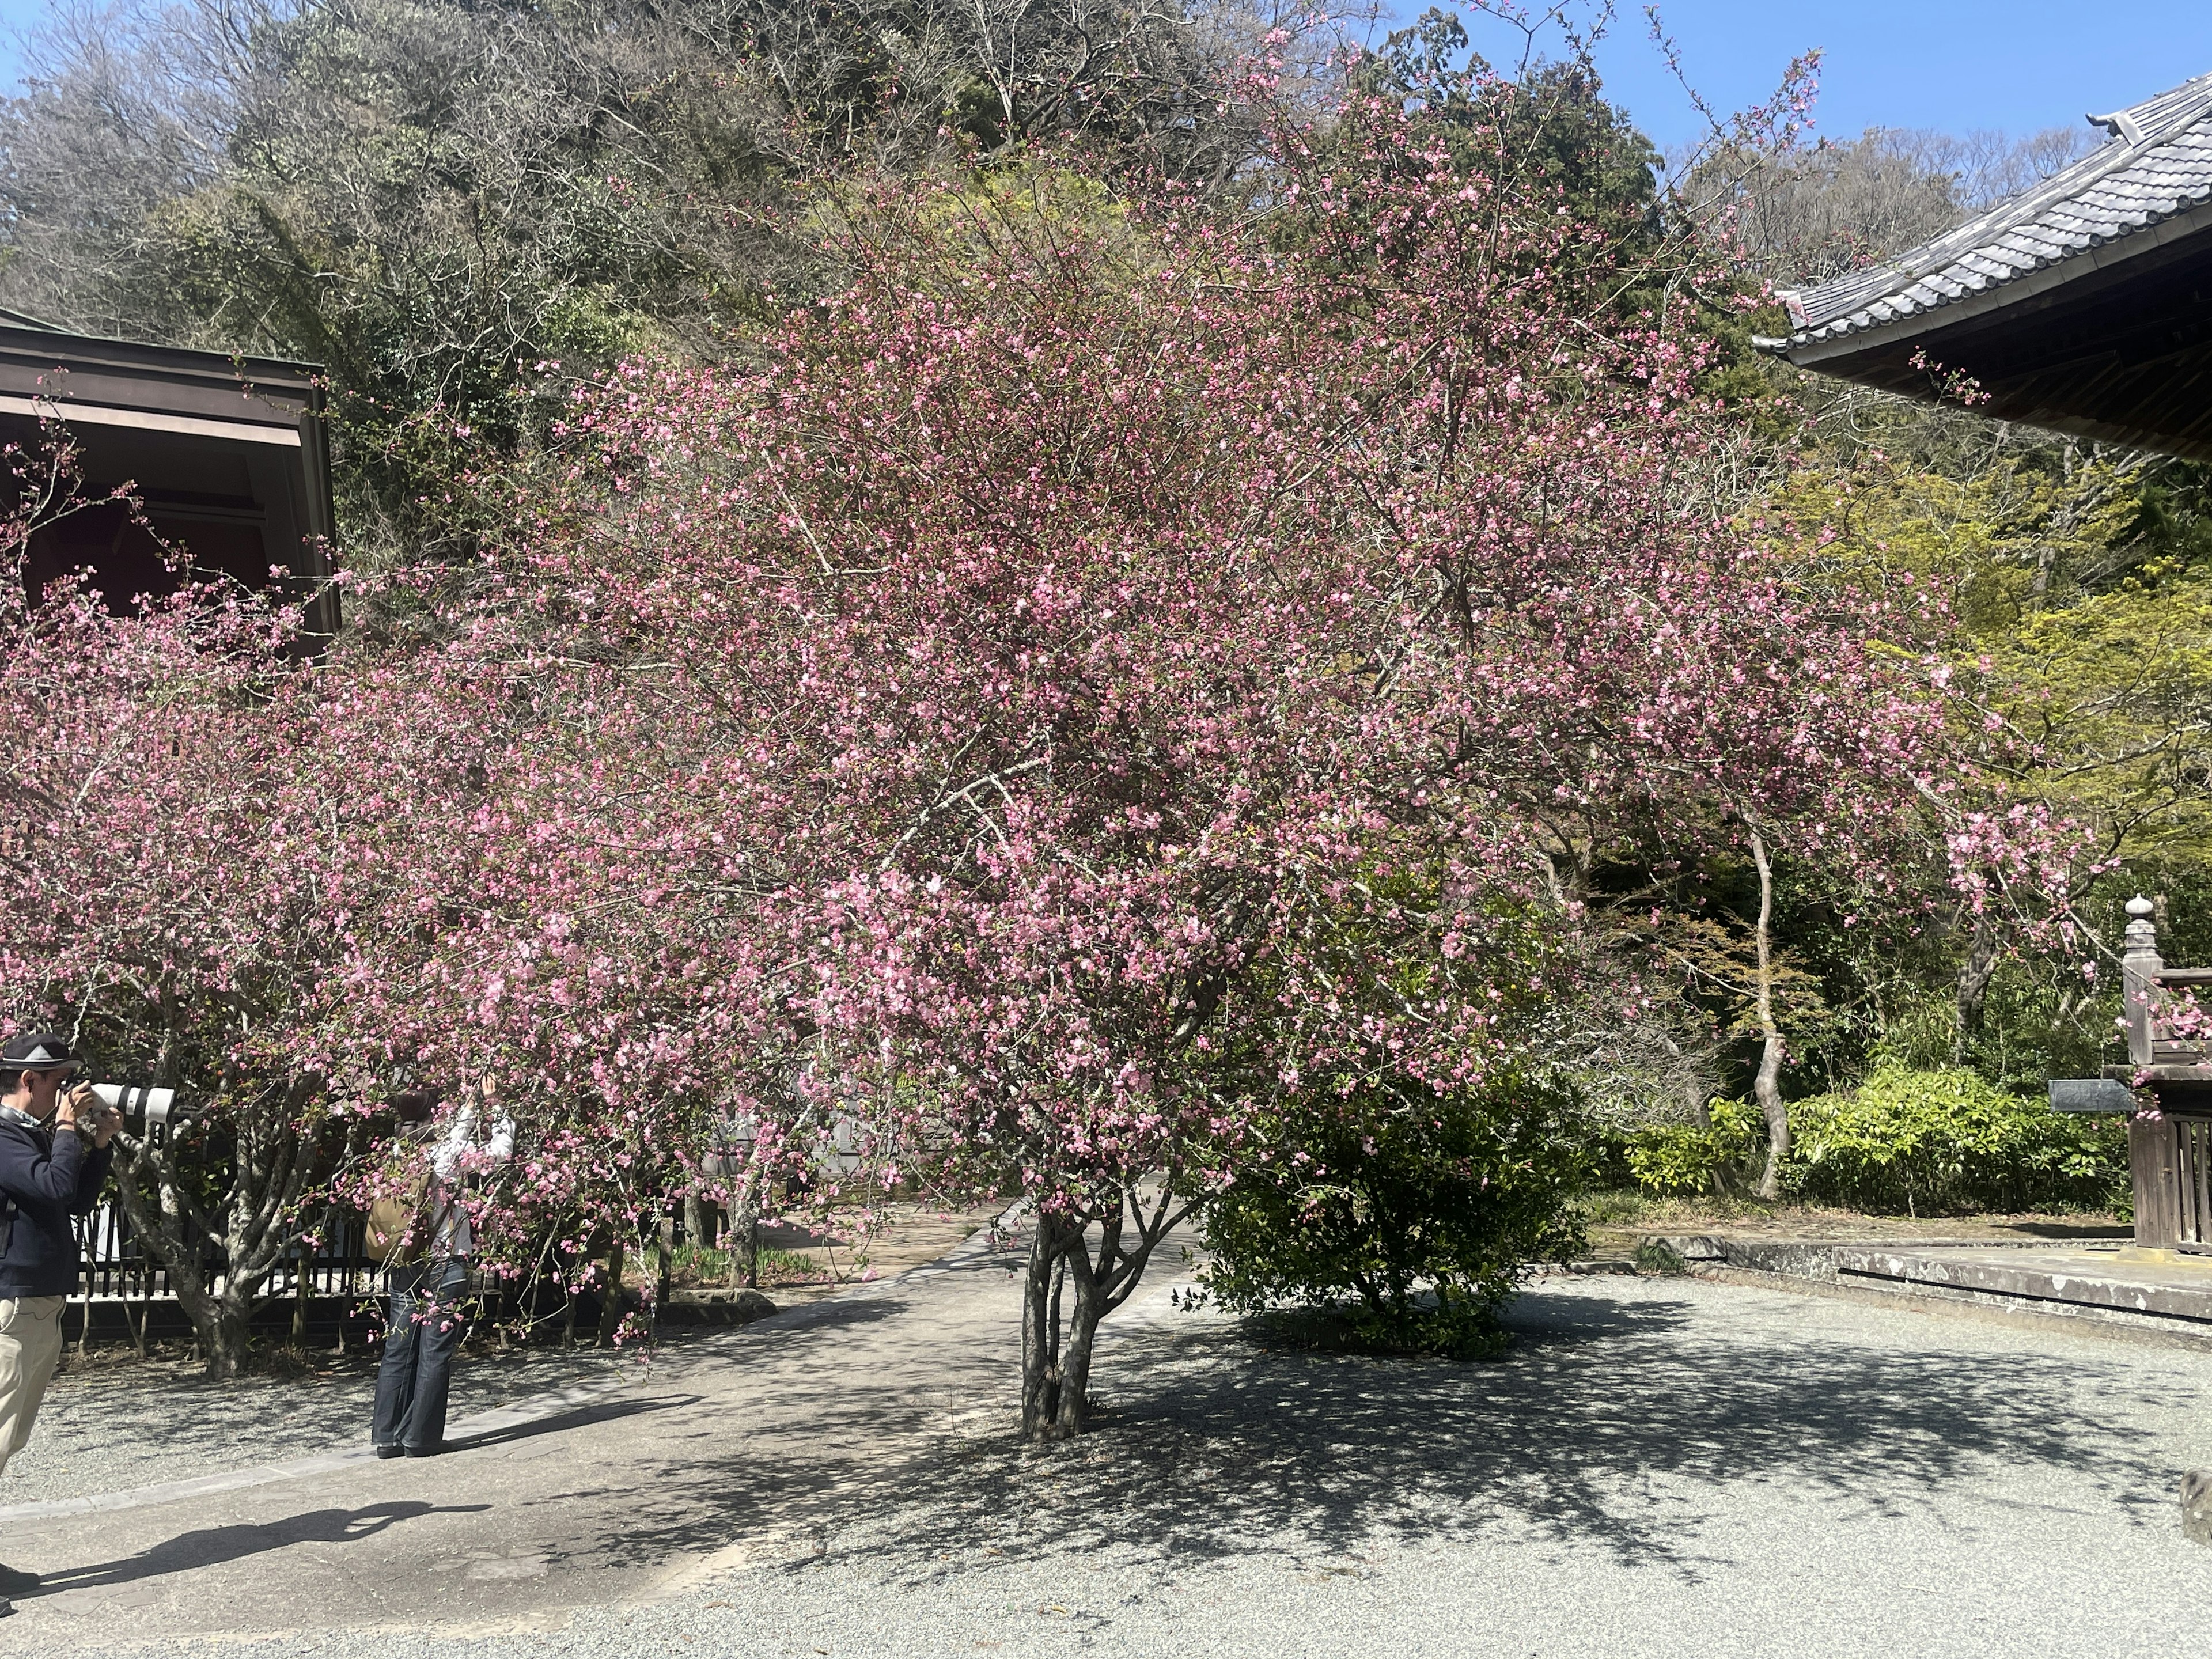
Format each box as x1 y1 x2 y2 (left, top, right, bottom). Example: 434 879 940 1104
0 1033 118 1616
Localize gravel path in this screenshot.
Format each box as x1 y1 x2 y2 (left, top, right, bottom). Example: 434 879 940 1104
10 1344 645 1502
9 1261 2212 1657
9 1205 995 1504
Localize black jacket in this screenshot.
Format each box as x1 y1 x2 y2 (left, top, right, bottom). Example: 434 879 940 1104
0 1108 112 1298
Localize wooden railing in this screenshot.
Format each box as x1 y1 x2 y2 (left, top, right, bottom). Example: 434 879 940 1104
2133 1117 2212 1252
2115 896 2212 1253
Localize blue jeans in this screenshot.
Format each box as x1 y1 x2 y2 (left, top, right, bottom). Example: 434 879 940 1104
372 1260 468 1451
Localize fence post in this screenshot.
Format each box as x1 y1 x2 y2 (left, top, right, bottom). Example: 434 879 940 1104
291 1241 310 1348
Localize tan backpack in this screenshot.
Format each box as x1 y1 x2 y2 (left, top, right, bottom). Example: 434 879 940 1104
364 1172 433 1264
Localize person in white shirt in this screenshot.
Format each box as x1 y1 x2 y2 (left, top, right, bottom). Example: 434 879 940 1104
369 1090 514 1459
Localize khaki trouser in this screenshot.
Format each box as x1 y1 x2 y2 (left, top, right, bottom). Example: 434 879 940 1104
0 1295 66 1478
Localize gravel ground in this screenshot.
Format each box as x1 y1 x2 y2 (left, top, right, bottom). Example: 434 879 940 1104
17 1271 2212 1657
7 1209 998 1506
11 1339 656 1502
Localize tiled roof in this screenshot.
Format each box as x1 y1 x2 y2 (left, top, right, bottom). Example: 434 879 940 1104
1775 72 2212 350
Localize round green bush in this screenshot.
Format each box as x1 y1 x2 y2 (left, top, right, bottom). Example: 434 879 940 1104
1199 1070 1590 1356
1786 1066 2127 1214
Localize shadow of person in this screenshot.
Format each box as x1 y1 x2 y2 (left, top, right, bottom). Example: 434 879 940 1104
29 1501 490 1597
449 1395 690 1454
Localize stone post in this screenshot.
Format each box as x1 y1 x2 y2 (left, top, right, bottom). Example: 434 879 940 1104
2123 895 2162 1069
2121 895 2176 1253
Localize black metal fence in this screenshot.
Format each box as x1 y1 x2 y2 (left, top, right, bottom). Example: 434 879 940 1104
60 1195 740 1353
69 1201 383 1307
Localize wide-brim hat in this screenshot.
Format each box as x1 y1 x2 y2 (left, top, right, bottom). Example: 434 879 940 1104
1 1032 79 1074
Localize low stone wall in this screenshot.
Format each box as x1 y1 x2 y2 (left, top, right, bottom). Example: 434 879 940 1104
1638 1230 2212 1343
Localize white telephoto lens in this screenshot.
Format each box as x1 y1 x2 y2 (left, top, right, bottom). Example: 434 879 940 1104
90 1084 178 1120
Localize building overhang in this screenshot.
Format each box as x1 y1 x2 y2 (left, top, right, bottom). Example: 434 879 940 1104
1762 70 2212 463
0 321 338 634
1766 204 2212 461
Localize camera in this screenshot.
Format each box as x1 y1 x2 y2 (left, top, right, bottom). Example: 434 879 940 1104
83 1082 184 1128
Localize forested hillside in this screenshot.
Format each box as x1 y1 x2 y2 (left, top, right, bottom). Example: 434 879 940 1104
0 0 1302 548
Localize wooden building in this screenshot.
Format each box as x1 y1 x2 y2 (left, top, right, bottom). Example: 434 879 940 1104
1767 71 2212 1255
0 312 338 634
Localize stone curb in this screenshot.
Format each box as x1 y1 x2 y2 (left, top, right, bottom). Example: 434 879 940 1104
1685 1260 2212 1354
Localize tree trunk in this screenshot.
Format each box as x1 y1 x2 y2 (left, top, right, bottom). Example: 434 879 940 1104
684 1192 717 1251
595 1240 626 1346
654 1211 674 1336
111 1140 223 1373
1048 1281 1104 1438
725 1173 760 1290
204 1296 254 1380
1749 831 1790 1202
1953 915 1999 1064
1021 1217 1074 1437
1016 1182 1196 1440
1018 1214 1114 1441
107 1074 323 1378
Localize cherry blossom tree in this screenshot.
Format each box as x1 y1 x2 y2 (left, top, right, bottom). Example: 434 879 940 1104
453 61 1968 1427
0 42 2018 1417
0 543 389 1374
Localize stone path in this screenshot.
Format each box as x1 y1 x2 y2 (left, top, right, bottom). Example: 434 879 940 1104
7 1205 998 1504
6 1234 2212 1656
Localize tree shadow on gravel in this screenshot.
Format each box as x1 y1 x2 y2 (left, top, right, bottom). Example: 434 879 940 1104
450 1394 688 1453
582 1278 2183 1580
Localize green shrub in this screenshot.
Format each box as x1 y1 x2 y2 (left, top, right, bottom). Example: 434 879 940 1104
1787 1066 2127 1214
1623 1096 1764 1195
1619 1067 2128 1215
1199 1071 1590 1358
1632 1238 1690 1275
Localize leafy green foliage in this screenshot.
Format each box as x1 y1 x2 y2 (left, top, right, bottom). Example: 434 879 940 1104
664 1242 823 1287
1623 1096 1763 1196
1594 835 1947 1115
1787 1066 2127 1214
1624 1069 2126 1215
1875 956 2117 1098
1319 8 1665 333
1357 10 1660 247
1756 423 2212 1103
1199 1071 1590 1359
1631 1238 1689 1275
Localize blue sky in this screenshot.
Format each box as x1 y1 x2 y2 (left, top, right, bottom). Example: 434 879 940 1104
0 0 2208 156
1449 2 2212 153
